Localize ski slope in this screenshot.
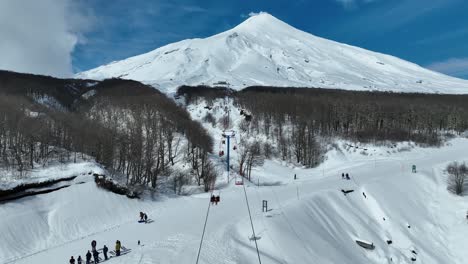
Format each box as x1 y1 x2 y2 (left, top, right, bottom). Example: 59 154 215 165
77 13 468 94
1 137 468 264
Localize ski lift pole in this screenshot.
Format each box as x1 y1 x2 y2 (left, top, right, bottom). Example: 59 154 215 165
227 135 230 182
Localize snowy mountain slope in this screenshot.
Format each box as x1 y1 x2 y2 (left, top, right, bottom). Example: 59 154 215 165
77 13 468 94
3 138 468 264
2 93 468 264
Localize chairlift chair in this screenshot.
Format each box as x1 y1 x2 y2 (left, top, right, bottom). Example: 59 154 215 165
235 177 244 185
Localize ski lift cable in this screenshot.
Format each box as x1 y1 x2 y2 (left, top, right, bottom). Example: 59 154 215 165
195 188 216 264
195 198 212 264
241 182 262 264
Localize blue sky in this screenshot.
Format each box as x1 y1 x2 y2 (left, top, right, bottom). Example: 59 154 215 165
72 0 468 79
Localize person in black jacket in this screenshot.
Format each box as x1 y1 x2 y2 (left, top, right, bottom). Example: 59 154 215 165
103 245 108 260
69 256 75 264
85 250 92 264
93 250 99 263
77 255 82 264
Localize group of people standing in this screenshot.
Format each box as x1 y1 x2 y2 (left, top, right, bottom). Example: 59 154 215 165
341 173 351 180
69 240 121 264
210 194 220 205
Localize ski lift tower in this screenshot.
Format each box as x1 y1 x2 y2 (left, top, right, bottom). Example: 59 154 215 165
222 130 235 183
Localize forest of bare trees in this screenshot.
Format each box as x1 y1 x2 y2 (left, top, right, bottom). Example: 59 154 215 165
0 71 216 193
178 86 468 168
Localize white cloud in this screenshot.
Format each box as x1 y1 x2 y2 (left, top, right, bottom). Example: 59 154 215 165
248 11 268 17
427 58 468 78
0 0 92 78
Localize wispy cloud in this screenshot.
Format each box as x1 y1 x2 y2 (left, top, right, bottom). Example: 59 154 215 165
330 0 462 37
415 27 468 46
427 58 468 78
73 0 232 72
0 0 92 77
334 0 378 9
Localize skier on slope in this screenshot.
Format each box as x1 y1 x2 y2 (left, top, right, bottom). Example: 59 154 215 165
77 255 82 264
342 173 345 179
85 250 92 264
69 256 75 264
144 213 148 223
115 240 121 256
139 211 144 221
346 173 350 180
210 195 215 205
103 245 109 260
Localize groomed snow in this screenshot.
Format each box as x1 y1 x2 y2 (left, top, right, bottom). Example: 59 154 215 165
76 13 468 94
1 138 467 264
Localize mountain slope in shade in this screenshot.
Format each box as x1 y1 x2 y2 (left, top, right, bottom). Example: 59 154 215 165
77 13 468 94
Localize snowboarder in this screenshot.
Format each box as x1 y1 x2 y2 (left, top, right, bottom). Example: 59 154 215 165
93 249 99 263
91 240 97 252
115 240 121 256
70 256 75 264
215 195 220 205
210 195 215 205
346 173 350 180
85 250 92 264
139 211 144 221
342 173 345 180
362 192 367 198
294 174 297 180
144 213 148 223
77 256 82 264
138 240 140 246
103 245 108 260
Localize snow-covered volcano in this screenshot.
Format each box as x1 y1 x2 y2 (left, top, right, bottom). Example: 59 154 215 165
77 13 468 94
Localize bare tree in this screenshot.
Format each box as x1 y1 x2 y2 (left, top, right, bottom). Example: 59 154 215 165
447 162 467 195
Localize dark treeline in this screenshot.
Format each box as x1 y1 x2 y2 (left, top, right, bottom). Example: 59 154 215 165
178 86 468 168
0 71 215 192
177 85 235 105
